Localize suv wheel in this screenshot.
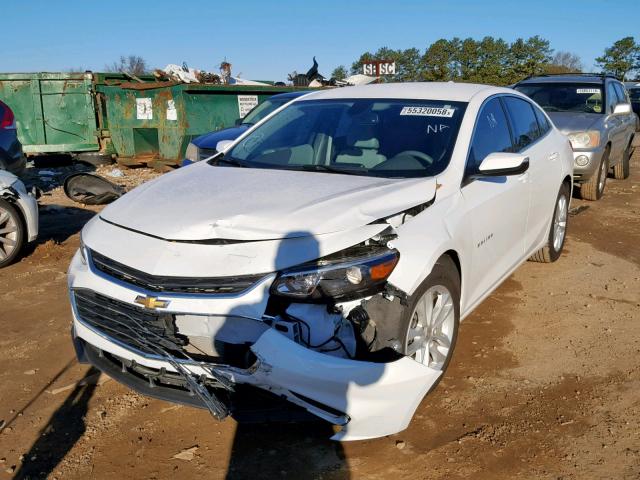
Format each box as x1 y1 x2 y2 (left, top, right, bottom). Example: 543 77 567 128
579 147 609 201
530 183 570 263
0 199 24 268
613 142 632 180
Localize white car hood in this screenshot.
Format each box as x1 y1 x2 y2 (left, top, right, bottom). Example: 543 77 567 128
100 162 437 241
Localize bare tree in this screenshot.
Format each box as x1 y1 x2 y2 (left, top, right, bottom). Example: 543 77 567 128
551 51 583 72
105 55 148 75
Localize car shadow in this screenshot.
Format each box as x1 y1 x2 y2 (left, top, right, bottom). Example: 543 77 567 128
13 367 100 479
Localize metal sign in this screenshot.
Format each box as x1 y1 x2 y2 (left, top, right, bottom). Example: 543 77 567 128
363 61 396 76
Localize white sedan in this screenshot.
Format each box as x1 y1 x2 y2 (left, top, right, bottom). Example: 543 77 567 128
68 83 573 440
0 170 38 267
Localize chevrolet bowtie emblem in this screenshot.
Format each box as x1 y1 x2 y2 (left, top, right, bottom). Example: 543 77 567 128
134 295 170 310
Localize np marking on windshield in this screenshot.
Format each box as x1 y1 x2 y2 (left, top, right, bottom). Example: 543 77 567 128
576 88 600 94
400 106 456 117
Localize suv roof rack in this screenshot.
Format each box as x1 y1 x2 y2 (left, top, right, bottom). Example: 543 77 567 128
517 72 620 84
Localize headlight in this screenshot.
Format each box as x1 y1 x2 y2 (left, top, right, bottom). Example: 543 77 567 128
271 248 399 302
567 131 600 149
185 142 200 162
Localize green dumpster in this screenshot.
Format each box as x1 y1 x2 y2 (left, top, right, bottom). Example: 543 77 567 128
0 72 99 154
97 83 299 165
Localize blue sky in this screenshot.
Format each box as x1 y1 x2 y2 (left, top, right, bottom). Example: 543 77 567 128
2 0 638 80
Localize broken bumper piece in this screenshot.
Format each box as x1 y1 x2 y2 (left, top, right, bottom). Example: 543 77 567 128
72 316 441 441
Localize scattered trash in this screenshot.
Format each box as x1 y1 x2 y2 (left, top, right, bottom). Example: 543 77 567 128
163 63 200 84
106 168 124 178
0 420 4 430
63 172 125 205
342 74 378 86
172 445 198 461
23 369 37 375
395 440 406 449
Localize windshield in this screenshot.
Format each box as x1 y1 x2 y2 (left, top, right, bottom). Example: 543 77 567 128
221 98 467 178
242 98 288 125
516 83 603 114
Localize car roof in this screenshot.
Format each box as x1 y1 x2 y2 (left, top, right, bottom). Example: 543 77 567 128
270 90 312 100
297 82 505 102
517 74 612 85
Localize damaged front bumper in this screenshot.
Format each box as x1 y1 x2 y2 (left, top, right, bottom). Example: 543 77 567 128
68 247 441 441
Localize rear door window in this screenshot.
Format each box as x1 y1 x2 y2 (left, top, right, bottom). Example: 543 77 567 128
532 104 551 135
502 97 541 151
466 97 513 174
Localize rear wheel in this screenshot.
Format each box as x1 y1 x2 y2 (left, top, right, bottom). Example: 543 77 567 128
0 199 24 268
529 183 570 263
579 148 609 201
613 143 631 180
401 256 460 383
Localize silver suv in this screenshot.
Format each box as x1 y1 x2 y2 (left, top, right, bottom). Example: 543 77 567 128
515 74 636 200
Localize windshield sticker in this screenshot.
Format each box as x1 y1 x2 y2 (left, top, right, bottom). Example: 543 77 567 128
400 106 455 117
576 88 600 94
426 124 450 134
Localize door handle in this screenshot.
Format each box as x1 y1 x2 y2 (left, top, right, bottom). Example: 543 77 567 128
549 152 559 161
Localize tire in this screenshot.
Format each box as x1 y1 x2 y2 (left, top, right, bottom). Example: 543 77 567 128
579 147 609 201
613 143 631 180
400 256 460 389
0 199 25 268
529 183 570 263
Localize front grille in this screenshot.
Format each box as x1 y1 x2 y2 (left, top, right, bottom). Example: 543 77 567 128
74 288 186 356
199 148 217 161
90 249 264 295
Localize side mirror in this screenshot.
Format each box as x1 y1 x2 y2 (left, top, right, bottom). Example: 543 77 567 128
216 140 234 152
234 118 243 126
477 152 529 176
613 103 632 115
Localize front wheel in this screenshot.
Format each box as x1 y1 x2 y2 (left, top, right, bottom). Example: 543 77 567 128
0 199 25 268
401 256 460 382
579 148 609 201
529 183 570 263
613 143 631 180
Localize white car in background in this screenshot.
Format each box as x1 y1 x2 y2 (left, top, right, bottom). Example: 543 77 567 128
0 170 38 268
68 83 573 440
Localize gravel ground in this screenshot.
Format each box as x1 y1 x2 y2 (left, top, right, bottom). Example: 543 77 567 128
0 147 639 480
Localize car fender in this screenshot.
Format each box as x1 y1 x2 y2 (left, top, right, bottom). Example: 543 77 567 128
387 191 465 298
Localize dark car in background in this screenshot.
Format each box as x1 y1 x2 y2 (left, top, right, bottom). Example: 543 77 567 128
183 91 309 164
0 100 26 175
624 82 640 120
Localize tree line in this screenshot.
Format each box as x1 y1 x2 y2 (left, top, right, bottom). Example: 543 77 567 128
332 36 640 84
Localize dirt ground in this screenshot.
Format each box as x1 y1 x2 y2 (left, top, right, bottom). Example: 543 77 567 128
0 146 639 480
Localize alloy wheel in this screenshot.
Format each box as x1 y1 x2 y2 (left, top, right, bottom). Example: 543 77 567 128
0 205 18 261
405 285 456 369
553 194 568 251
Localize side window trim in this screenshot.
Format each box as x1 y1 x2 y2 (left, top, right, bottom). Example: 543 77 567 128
463 94 515 182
